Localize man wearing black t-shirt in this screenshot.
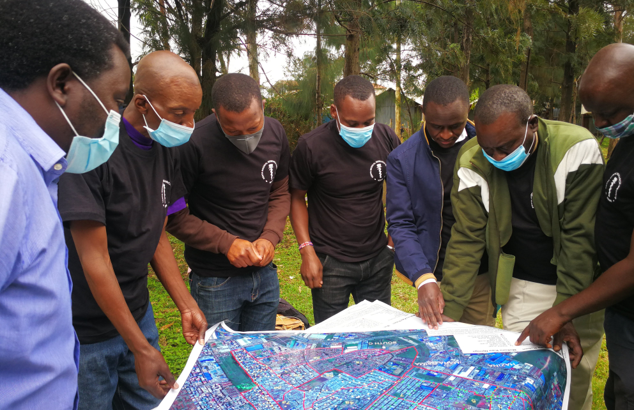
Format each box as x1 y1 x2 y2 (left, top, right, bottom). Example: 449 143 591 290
290 75 400 324
387 76 493 329
519 43 634 410
167 73 291 332
59 51 207 410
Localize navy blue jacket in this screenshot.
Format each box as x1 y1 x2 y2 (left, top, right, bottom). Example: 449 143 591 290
386 121 477 286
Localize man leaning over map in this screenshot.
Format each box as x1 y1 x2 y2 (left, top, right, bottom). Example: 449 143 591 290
420 85 604 410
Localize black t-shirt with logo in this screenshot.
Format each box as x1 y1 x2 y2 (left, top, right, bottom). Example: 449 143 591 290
503 145 558 285
290 120 400 262
177 114 290 277
596 136 634 320
58 123 186 344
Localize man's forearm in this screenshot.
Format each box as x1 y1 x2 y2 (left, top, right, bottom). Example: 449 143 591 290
166 207 237 254
71 221 152 355
151 229 197 312
260 176 291 246
557 257 634 321
290 189 311 245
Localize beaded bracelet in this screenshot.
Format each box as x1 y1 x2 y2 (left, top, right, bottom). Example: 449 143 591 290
298 241 313 251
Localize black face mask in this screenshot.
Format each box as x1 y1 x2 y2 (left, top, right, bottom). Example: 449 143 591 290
219 118 265 155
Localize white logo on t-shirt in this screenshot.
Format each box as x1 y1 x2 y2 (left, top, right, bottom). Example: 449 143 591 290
161 180 171 208
370 160 387 182
261 160 278 184
606 172 621 203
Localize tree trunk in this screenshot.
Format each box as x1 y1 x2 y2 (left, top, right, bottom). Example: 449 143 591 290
519 6 533 91
200 0 225 118
615 3 625 43
459 4 473 86
190 3 204 76
219 52 229 75
343 0 361 77
158 0 171 51
246 0 260 84
608 2 625 158
558 0 579 123
395 33 402 140
315 0 323 126
484 64 491 90
118 0 133 104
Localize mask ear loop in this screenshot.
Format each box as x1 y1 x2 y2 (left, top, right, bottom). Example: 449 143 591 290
525 115 537 154
142 95 164 121
55 101 80 137
334 106 341 133
72 72 109 116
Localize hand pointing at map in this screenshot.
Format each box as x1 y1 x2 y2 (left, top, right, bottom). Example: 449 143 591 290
517 318 584 369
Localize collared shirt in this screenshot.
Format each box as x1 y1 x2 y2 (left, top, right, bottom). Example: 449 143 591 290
0 89 79 410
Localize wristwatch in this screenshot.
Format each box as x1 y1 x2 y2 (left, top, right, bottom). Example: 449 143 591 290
387 245 395 252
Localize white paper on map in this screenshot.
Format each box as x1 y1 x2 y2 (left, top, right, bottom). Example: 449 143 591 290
306 300 414 333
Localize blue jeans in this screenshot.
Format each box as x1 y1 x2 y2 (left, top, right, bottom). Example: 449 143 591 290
312 246 394 324
190 263 280 331
77 304 161 410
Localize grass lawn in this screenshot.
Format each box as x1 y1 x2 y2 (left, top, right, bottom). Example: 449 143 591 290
150 216 610 409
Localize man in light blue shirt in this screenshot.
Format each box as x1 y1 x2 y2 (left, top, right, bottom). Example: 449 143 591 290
0 1 131 408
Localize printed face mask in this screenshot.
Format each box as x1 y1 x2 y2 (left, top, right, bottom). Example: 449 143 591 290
57 72 120 174
142 95 194 147
335 107 374 148
219 118 265 155
482 116 536 172
597 113 634 139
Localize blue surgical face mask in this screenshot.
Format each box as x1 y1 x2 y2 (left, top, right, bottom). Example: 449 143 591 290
482 116 536 172
57 72 121 174
142 95 194 147
597 113 634 139
335 107 374 148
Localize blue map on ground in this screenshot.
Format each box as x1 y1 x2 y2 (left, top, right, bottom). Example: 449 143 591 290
169 327 567 410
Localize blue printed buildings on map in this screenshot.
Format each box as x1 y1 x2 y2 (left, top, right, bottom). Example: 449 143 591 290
170 328 566 410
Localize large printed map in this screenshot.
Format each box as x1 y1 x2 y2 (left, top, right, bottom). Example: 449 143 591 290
159 324 568 410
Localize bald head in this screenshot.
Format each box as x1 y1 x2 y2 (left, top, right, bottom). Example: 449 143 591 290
123 50 202 136
579 43 634 129
134 50 200 99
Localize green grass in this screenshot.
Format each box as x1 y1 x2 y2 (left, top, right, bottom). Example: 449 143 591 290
149 219 609 409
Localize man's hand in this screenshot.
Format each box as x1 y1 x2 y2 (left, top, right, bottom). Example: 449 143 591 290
516 307 568 348
553 322 584 369
134 347 178 398
299 247 323 289
181 306 208 345
226 239 262 268
417 282 445 330
253 239 275 267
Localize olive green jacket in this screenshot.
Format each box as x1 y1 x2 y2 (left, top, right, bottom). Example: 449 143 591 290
440 118 605 321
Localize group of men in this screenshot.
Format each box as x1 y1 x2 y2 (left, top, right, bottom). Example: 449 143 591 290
2 1 634 410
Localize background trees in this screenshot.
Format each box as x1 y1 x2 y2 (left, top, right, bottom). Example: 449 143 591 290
119 0 632 135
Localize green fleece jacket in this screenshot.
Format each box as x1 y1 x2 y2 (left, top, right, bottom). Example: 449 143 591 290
440 118 605 321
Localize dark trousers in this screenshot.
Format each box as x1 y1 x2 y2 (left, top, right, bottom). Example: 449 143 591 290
312 247 394 324
604 308 634 410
